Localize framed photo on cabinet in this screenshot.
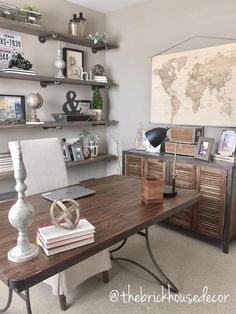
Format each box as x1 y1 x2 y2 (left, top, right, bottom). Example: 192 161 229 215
194 137 214 161
217 130 236 157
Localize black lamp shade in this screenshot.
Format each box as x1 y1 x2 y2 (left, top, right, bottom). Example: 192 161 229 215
145 127 169 147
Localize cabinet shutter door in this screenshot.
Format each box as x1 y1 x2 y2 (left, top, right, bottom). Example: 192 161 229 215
124 155 143 178
143 158 165 180
196 167 226 239
170 163 196 230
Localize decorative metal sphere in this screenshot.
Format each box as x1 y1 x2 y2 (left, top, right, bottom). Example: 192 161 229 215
92 64 104 76
26 93 43 110
50 199 80 230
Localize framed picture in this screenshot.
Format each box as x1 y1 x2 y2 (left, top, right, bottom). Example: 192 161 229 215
194 137 214 161
61 143 71 161
217 130 236 157
77 100 91 114
70 140 84 161
63 48 84 79
134 128 161 153
134 128 149 151
0 94 25 124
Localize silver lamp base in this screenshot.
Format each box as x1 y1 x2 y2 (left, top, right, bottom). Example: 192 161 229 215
8 244 39 263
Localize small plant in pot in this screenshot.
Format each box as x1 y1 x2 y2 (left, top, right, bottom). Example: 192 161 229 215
91 87 103 120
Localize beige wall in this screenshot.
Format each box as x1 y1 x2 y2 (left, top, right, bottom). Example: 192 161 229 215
0 0 108 192
105 0 236 174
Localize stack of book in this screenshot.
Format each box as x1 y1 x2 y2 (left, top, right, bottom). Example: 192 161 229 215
94 75 108 83
0 153 13 173
36 218 95 256
212 153 236 163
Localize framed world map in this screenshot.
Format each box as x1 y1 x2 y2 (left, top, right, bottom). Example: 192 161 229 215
151 43 236 126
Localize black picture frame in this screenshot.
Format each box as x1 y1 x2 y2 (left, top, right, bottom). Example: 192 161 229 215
194 137 214 161
0 94 25 124
70 140 84 161
63 48 84 79
77 100 91 114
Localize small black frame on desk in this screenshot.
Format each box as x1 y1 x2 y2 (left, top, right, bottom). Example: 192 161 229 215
0 94 25 124
194 137 214 161
63 48 84 79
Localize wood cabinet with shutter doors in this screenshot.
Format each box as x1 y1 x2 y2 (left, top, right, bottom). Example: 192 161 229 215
196 167 226 240
123 149 236 253
169 162 196 230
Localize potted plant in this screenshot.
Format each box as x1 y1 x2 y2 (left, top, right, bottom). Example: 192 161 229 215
91 87 103 120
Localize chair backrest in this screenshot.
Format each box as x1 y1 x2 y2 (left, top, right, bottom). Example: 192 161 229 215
9 137 69 196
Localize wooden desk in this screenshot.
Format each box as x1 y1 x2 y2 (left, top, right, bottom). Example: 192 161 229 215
0 175 201 313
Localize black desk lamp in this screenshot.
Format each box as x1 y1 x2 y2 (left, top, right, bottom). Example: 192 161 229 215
145 127 177 197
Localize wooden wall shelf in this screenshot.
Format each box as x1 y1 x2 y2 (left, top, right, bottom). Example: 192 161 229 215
0 17 117 52
0 120 118 129
0 72 115 88
0 153 117 180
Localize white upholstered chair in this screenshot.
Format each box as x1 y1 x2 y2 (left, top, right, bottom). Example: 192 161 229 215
9 137 111 310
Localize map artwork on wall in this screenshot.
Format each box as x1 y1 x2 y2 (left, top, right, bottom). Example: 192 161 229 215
151 43 236 126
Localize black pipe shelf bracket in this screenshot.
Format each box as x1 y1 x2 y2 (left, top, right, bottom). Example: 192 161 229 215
38 33 58 43
40 80 61 88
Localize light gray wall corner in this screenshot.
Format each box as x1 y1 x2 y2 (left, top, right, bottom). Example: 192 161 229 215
105 0 236 172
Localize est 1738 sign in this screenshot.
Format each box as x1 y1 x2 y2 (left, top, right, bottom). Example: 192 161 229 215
0 32 23 64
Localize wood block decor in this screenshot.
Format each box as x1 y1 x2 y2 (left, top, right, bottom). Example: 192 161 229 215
142 176 163 205
169 127 204 144
165 142 196 157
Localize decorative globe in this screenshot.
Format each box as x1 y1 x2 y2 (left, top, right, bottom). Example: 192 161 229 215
26 93 43 110
92 64 104 76
50 199 80 230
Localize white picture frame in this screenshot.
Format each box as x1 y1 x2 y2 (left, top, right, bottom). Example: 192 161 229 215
218 130 236 157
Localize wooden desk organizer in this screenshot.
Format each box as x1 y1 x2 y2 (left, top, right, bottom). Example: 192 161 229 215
142 176 164 204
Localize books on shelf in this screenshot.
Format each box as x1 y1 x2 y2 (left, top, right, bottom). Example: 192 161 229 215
0 153 13 172
212 153 236 163
36 218 95 256
94 75 108 83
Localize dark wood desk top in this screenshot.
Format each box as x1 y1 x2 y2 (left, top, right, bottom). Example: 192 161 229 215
0 175 201 292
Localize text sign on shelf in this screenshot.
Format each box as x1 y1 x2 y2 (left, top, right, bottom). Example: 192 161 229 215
0 32 23 64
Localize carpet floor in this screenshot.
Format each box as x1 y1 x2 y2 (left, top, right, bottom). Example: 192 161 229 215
1 224 236 314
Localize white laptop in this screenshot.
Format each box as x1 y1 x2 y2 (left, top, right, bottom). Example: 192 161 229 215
41 185 96 202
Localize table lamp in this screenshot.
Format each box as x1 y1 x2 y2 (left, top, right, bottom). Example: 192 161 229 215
145 127 177 197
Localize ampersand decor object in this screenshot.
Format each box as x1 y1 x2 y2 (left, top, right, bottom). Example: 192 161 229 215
62 90 80 114
50 199 80 230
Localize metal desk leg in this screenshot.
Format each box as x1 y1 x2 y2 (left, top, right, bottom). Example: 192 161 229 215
110 228 178 293
0 287 32 314
24 289 32 314
0 287 13 312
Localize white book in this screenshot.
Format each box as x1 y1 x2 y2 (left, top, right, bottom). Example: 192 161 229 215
37 235 95 256
38 218 95 244
26 121 44 125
